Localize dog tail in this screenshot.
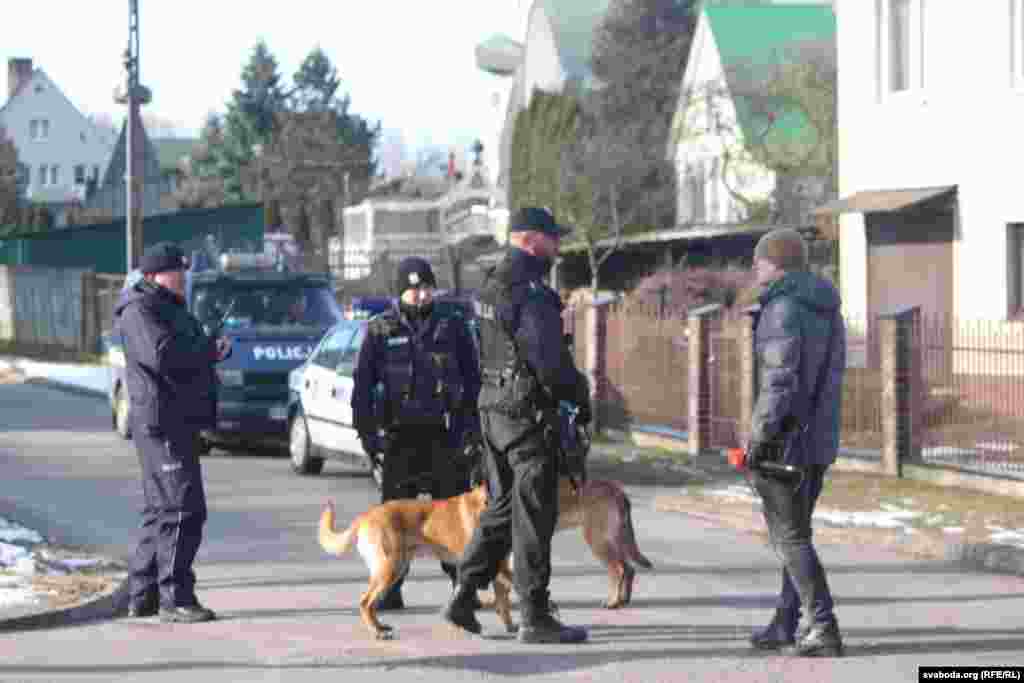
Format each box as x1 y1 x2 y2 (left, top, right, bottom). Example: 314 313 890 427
618 492 653 571
318 500 359 556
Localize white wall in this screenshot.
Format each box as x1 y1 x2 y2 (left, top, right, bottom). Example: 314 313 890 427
1 71 114 201
672 12 777 225
522 7 566 107
837 0 1024 321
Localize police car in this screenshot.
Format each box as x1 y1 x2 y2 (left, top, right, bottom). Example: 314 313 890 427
106 251 343 451
286 294 480 484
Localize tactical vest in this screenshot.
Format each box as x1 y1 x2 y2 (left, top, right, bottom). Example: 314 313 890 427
474 266 543 422
368 310 464 428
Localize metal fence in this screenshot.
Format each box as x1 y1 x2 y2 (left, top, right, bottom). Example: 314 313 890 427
917 314 1024 473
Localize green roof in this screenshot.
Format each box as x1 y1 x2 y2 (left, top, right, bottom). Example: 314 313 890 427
152 137 199 172
704 3 835 162
538 0 614 86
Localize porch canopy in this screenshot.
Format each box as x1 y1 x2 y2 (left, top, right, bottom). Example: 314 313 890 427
813 185 957 216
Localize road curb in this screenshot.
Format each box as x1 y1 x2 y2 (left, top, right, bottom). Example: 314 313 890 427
0 578 128 633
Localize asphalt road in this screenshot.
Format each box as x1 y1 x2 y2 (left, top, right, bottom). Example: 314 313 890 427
1 382 1024 682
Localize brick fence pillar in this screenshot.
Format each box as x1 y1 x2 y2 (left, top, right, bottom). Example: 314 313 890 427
880 305 922 476
688 304 722 455
584 299 609 432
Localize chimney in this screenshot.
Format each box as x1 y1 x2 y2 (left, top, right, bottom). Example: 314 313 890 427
7 58 33 101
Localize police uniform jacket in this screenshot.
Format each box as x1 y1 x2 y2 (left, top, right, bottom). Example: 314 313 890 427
114 280 220 434
352 307 481 438
475 248 589 451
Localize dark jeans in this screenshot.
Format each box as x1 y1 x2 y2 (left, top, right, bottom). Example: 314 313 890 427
130 424 207 608
457 411 559 606
380 425 459 593
380 425 458 502
752 464 835 626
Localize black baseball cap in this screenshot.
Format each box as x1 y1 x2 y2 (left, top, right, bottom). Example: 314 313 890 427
508 207 571 238
395 256 437 294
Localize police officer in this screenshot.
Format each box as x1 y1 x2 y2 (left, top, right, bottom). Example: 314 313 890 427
352 256 482 610
114 242 230 623
442 207 591 644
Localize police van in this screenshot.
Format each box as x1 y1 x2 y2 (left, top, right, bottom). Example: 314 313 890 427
106 250 343 452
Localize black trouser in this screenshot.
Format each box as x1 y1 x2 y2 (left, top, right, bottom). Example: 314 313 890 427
380 425 459 592
457 411 559 609
130 424 208 608
752 464 835 626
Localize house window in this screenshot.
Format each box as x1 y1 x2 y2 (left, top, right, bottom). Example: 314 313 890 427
1013 0 1024 86
879 0 925 95
29 120 38 141
39 119 49 140
74 165 86 185
50 165 58 185
38 165 48 186
1009 225 1024 317
889 0 911 91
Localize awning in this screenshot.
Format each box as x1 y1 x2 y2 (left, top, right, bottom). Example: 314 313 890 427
812 185 957 216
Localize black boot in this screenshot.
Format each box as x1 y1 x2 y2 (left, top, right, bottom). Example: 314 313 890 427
442 583 482 635
518 599 588 644
750 608 800 650
788 619 844 657
126 592 158 618
376 575 405 611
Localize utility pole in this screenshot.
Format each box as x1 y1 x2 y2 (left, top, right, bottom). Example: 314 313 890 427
116 0 151 272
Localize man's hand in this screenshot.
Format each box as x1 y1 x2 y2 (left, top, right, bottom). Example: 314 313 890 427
745 441 776 470
359 432 379 457
214 336 232 362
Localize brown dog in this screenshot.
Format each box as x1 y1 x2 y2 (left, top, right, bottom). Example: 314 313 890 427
318 477 652 639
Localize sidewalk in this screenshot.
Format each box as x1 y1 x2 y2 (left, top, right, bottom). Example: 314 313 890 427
3 355 1024 635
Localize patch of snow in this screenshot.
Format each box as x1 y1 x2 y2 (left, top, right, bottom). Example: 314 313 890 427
704 485 759 503
813 507 922 529
943 527 965 534
0 542 31 567
988 529 1024 547
923 446 978 459
0 517 43 545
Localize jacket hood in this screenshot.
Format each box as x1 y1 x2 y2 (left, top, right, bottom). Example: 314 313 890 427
759 270 841 315
114 280 181 317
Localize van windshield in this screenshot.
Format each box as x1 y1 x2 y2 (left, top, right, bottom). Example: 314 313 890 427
192 283 342 334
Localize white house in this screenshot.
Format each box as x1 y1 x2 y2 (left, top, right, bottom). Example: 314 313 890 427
0 58 115 205
475 0 612 205
820 1 1024 325
671 3 836 227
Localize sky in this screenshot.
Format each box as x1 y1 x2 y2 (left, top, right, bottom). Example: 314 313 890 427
1 1 532 158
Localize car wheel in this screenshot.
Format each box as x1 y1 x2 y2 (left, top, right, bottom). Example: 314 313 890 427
289 411 324 475
114 386 131 440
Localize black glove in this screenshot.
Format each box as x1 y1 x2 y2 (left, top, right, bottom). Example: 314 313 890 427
745 441 778 470
576 399 592 427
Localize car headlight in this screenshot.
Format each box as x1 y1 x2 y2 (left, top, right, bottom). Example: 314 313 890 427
217 369 244 386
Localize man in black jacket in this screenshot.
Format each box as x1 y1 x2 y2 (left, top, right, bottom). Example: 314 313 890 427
745 228 847 657
114 242 230 623
441 207 591 644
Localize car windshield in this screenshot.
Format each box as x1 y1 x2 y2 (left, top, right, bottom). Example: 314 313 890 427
192 282 343 334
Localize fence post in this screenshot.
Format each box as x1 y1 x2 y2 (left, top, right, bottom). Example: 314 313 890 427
688 304 721 455
584 298 609 432
880 305 922 476
80 272 100 354
739 305 761 447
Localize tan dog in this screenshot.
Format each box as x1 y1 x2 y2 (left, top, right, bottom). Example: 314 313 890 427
318 478 652 639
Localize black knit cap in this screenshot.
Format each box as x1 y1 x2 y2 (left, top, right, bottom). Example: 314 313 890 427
508 207 571 238
139 242 189 274
394 256 436 294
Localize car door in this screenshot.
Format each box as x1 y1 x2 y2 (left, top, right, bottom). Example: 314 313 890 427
325 322 368 459
302 323 355 449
